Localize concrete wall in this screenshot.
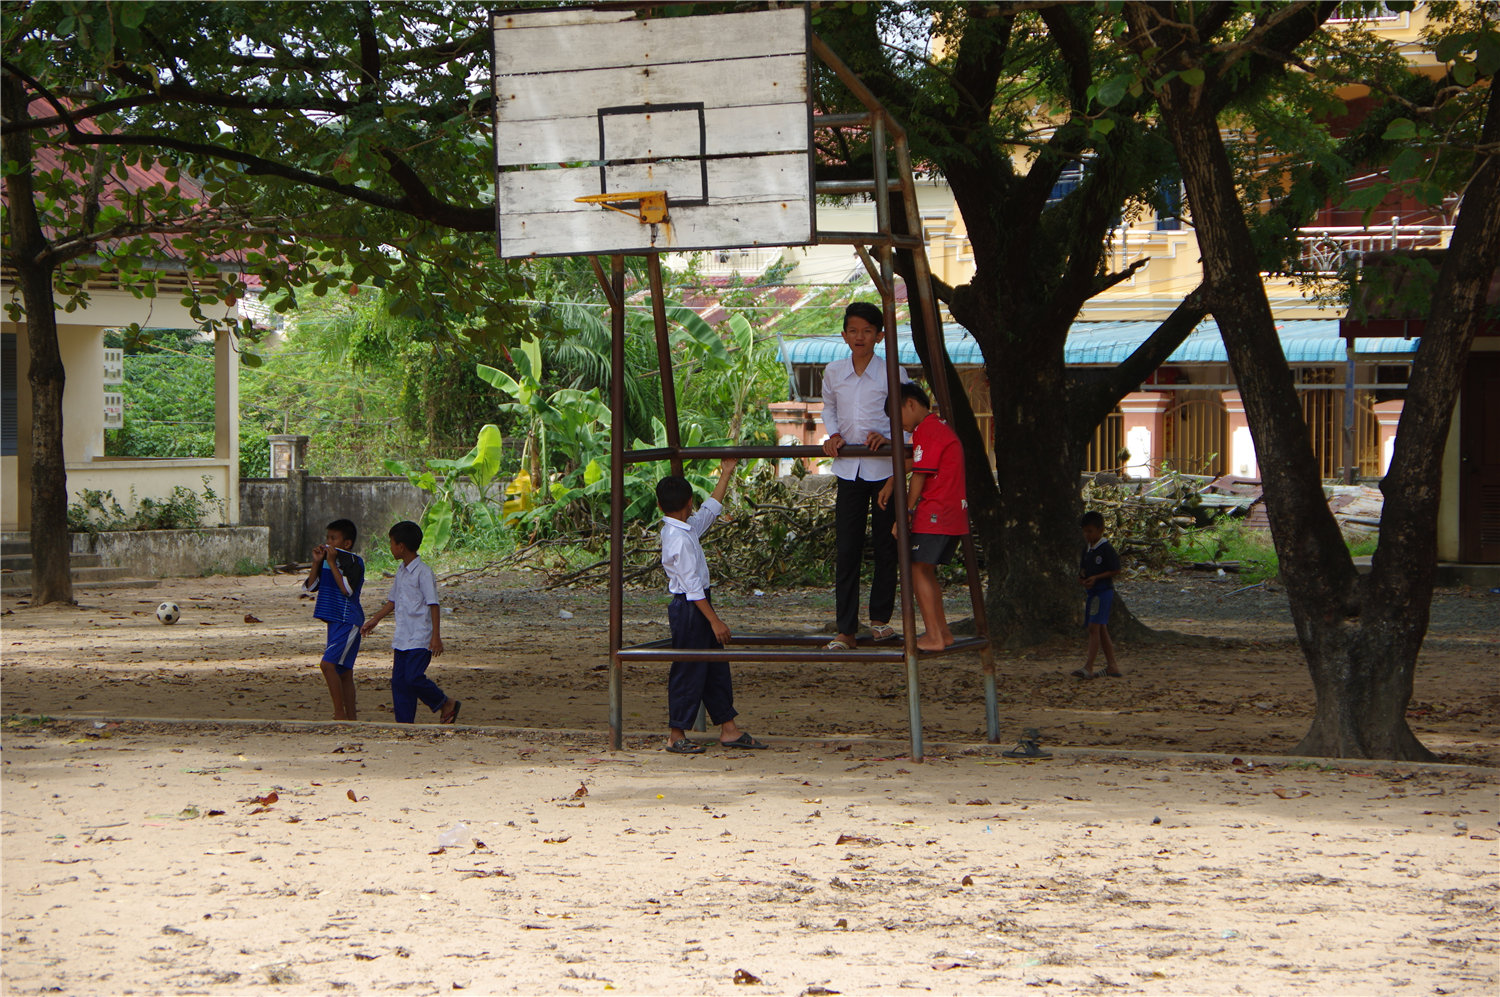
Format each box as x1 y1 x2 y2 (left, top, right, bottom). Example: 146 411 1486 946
66 458 232 527
241 474 431 564
71 526 269 577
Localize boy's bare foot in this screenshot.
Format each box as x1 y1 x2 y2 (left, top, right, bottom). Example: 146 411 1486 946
915 633 947 651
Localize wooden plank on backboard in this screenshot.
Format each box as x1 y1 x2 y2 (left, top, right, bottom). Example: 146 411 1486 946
495 103 808 167
493 8 806 76
495 54 806 126
499 197 813 257
491 8 632 31
498 153 809 214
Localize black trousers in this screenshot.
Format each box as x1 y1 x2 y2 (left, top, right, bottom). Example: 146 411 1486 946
834 475 897 637
667 591 737 730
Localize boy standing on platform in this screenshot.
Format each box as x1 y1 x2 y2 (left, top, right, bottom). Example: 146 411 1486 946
820 301 913 651
359 521 461 724
879 382 968 651
303 518 365 720
657 459 766 755
1074 510 1123 679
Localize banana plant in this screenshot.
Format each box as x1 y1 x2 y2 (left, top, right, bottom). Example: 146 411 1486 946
383 423 504 552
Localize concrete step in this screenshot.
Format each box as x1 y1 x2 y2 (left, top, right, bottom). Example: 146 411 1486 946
1 553 103 571
1 565 135 592
1 577 161 598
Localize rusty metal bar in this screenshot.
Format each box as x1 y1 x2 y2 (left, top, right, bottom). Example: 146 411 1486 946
893 133 1001 742
607 255 627 750
623 443 903 464
647 254 685 477
855 244 887 296
814 111 872 128
618 646 907 663
590 255 619 311
816 230 925 249
817 179 906 196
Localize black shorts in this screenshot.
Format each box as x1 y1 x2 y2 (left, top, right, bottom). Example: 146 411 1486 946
910 533 960 565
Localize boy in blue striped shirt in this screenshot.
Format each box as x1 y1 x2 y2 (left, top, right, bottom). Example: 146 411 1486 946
303 518 365 720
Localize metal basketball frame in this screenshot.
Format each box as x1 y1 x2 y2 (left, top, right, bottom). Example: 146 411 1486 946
572 34 999 762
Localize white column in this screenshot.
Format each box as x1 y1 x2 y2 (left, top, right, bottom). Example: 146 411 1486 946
214 328 240 524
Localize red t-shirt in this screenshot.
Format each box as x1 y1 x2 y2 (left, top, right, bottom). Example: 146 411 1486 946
909 413 968 535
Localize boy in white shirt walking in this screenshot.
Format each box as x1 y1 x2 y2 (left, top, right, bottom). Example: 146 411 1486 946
657 459 766 754
360 520 460 724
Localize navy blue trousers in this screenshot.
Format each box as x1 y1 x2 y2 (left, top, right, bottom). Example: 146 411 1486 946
391 648 446 723
667 592 737 731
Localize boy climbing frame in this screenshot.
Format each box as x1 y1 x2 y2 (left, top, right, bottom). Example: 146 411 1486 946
491 6 996 761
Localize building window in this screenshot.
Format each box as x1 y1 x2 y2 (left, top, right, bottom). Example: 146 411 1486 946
1156 180 1183 231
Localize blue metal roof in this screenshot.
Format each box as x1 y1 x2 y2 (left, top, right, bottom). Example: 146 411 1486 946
777 319 1420 367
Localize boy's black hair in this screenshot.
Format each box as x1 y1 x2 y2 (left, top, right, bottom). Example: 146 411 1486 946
389 520 423 551
327 518 357 546
1080 511 1105 530
655 475 693 515
843 301 884 330
898 380 930 409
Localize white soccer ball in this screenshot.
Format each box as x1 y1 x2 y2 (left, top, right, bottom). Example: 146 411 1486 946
156 601 181 625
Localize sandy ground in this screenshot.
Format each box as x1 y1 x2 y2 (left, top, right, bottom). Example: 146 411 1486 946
3 572 1498 995
0 571 1496 762
3 721 1497 996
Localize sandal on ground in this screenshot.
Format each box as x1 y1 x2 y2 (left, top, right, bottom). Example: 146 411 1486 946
1104 670 1124 678
440 700 462 724
869 624 897 642
1002 739 1052 759
1070 668 1100 680
823 638 854 651
666 738 705 754
719 733 768 749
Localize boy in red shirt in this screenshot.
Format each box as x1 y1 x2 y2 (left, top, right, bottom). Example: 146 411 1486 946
878 382 968 651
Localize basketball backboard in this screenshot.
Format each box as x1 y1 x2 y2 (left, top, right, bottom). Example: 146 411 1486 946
491 6 815 258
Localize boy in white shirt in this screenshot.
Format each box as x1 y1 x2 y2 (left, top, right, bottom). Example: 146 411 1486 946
820 301 913 650
657 459 766 754
360 520 460 724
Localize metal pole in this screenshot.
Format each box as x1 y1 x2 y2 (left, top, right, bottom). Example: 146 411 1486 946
873 114 922 761
893 135 1000 742
647 254 686 477
608 255 627 750
1343 344 1357 484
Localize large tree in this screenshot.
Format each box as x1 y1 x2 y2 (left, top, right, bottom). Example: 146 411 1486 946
1122 0 1500 758
2 1 538 602
810 2 1411 643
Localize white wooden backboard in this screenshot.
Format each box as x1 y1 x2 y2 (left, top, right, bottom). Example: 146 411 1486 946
492 6 814 258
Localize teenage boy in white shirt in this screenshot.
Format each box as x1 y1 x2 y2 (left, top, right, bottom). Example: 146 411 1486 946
360 520 460 724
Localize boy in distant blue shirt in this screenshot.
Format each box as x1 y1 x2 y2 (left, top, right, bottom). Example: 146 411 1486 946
303 518 365 719
1074 510 1123 679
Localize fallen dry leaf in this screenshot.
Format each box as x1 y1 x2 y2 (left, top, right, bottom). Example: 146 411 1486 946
1273 787 1311 799
966 798 991 806
543 835 571 845
429 847 446 856
346 789 369 802
572 783 588 799
961 875 974 886
733 969 763 985
835 833 881 846
257 791 278 806
243 614 262 624
931 962 966 971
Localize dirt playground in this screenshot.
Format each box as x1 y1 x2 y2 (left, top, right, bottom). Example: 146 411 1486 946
2 571 1497 995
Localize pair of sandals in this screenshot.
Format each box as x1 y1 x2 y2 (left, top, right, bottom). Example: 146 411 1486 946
667 733 768 754
824 624 897 651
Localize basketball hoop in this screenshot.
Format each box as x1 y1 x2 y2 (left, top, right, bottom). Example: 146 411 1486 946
574 190 669 225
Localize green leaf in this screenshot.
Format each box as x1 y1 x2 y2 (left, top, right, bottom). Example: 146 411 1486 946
1381 118 1418 141
1095 74 1131 108
1388 148 1423 184
1453 59 1477 87
420 499 453 553
466 424 504 489
583 459 604 486
1090 118 1116 137
665 304 730 365
728 314 754 355
1179 68 1205 87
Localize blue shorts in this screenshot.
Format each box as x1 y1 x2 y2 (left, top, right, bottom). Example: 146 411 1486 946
1085 588 1114 626
322 621 362 670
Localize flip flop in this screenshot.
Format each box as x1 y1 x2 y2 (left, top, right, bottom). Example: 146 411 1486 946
1070 668 1099 680
719 733 768 749
666 738 704 755
440 700 461 724
1002 740 1052 759
869 624 897 642
824 638 855 651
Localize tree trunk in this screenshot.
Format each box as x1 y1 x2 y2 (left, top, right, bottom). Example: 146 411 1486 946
2 73 74 605
1148 46 1500 760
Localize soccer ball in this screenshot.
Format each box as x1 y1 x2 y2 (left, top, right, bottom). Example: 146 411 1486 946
156 601 181 625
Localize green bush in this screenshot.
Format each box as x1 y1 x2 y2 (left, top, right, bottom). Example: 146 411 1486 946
67 477 225 533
